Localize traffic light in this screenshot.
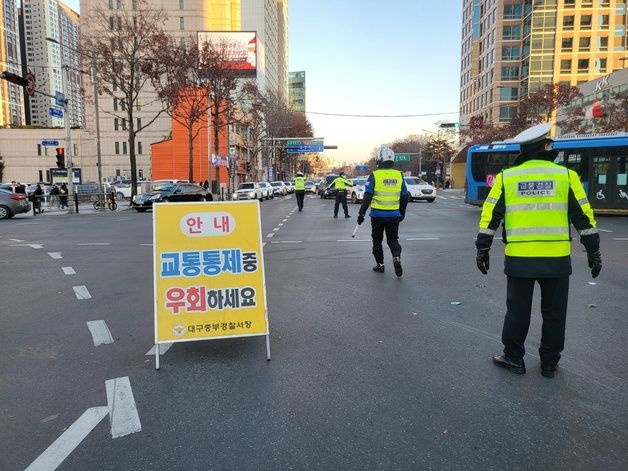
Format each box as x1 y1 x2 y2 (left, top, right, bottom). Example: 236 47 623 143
55 148 65 169
0 71 29 87
246 161 252 172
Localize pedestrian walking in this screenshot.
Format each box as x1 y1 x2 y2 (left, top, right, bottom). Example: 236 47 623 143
475 123 602 379
202 180 209 190
293 171 306 211
357 145 410 277
331 172 354 218
50 184 60 208
33 184 44 214
59 183 69 209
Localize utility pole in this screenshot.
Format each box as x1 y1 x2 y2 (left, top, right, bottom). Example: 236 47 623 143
62 64 75 213
91 61 103 194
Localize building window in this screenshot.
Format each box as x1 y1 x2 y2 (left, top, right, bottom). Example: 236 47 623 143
501 65 519 80
599 14 610 29
561 37 573 51
563 16 574 29
109 16 114 30
502 25 521 40
578 59 589 72
598 36 609 51
499 106 517 123
114 118 119 130
113 98 118 111
564 0 575 7
122 141 127 154
37 144 42 156
179 0 184 9
499 87 518 101
74 144 78 156
581 0 593 6
560 59 572 73
596 58 608 73
115 142 120 155
580 15 592 30
579 37 591 51
137 118 142 130
108 0 113 9
138 142 143 155
179 17 184 31
121 119 127 131
502 45 521 60
503 4 522 19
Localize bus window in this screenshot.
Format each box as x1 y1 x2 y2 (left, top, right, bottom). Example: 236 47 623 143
470 152 518 182
561 151 588 181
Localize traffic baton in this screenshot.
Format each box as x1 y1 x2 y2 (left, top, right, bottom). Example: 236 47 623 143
351 224 360 238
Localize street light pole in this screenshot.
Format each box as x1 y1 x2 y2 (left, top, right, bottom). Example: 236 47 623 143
62 64 75 213
91 61 103 194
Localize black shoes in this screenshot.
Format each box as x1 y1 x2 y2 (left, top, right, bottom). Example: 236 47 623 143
345 214 351 218
541 364 557 378
333 215 338 218
492 355 526 374
372 263 385 273
393 257 403 277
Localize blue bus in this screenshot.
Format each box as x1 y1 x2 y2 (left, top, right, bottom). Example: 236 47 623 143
465 133 628 214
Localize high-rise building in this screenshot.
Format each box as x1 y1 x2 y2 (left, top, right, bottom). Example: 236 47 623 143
276 0 289 103
289 70 305 112
460 0 628 128
22 0 83 128
0 0 25 127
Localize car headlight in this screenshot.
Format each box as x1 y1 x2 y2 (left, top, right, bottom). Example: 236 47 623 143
132 195 142 203
149 194 162 201
248 191 255 197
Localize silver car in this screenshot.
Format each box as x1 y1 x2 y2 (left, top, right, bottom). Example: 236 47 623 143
404 177 436 202
233 182 263 201
257 182 274 200
0 189 31 219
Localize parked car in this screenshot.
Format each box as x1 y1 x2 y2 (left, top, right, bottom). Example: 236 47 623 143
233 182 263 201
319 174 338 198
404 177 436 202
131 183 212 212
283 181 295 194
347 177 368 204
0 189 31 219
257 182 274 200
304 180 316 193
270 181 288 196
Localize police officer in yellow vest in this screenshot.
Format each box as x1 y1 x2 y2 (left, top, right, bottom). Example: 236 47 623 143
293 171 306 212
476 123 602 378
331 172 354 218
357 145 410 277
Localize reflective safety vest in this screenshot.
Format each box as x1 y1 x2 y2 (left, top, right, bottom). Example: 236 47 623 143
294 176 305 190
332 177 351 190
371 168 403 211
502 160 572 257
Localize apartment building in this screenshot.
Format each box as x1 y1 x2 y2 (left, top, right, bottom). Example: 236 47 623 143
289 70 305 112
0 0 25 126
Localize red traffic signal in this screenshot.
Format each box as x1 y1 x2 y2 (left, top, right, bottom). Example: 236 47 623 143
55 147 65 169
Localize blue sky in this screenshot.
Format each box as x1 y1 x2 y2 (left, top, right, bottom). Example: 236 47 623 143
66 0 462 163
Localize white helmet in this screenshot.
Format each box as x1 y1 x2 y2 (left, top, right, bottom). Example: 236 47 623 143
296 171 303 177
377 145 395 163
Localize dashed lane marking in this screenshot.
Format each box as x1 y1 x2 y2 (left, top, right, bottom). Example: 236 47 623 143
406 237 441 241
270 241 302 244
140 243 152 246
266 233 275 238
86 320 114 346
105 376 142 439
62 267 76 275
9 243 43 249
278 223 284 226
48 252 63 260
273 227 280 231
614 237 628 241
8 238 24 242
73 286 92 300
598 228 613 233
78 243 110 246
336 239 370 242
145 343 173 356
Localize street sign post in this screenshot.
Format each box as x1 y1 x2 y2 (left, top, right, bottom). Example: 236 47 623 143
152 201 271 369
395 154 411 162
49 107 64 119
42 139 60 147
55 91 65 107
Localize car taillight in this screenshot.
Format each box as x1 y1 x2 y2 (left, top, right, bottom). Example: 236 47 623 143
10 194 26 201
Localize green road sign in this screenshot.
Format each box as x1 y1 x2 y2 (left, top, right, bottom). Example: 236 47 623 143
395 153 411 162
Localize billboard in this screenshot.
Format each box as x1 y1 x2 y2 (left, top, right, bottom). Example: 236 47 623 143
197 31 257 78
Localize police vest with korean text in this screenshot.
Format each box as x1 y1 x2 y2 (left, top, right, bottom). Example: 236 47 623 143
294 176 305 191
333 177 351 191
371 168 403 211
502 160 575 258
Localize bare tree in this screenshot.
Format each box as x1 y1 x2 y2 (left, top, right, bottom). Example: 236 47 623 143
82 0 168 196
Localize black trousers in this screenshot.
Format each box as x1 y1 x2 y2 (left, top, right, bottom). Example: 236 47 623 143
371 217 401 263
295 190 305 211
334 191 349 216
502 276 569 367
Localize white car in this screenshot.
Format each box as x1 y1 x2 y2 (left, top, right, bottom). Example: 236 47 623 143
404 177 436 202
233 182 263 201
283 181 295 194
270 181 288 196
256 182 274 200
348 177 368 204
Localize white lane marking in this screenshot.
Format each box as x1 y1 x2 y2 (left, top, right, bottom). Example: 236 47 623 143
16 222 40 225
86 320 114 346
29 244 44 249
48 252 63 260
614 237 628 241
278 223 284 226
597 228 613 233
25 407 109 471
9 238 24 242
62 267 76 275
282 219 288 222
406 237 441 241
73 286 92 300
270 240 302 244
78 243 110 246
112 217 132 221
336 239 370 242
266 233 275 238
272 227 280 231
438 195 448 199
105 376 142 439
140 243 153 246
145 343 173 355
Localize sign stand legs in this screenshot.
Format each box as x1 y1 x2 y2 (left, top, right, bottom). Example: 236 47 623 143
155 344 160 370
265 334 271 361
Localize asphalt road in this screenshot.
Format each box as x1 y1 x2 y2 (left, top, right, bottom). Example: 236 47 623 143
1 190 627 471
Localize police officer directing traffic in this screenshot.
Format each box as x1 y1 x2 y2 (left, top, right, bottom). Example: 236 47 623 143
293 171 306 212
476 123 602 378
331 172 354 218
357 145 410 277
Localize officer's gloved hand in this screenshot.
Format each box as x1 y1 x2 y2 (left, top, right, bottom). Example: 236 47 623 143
587 251 602 278
357 214 365 225
399 213 405 222
476 249 490 275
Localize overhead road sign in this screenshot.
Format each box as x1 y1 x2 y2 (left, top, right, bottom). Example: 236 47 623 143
395 154 411 162
355 165 369 171
286 144 324 154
